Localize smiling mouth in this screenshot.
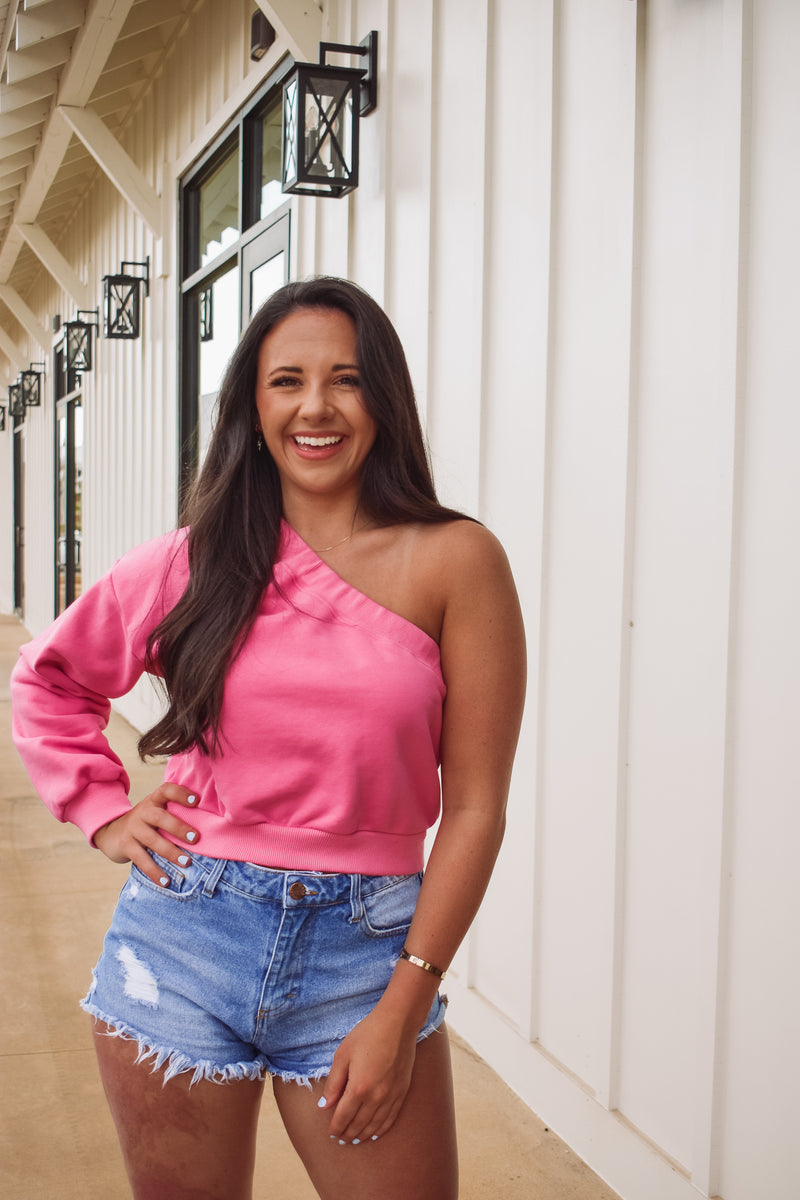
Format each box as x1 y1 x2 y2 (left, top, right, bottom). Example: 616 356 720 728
293 435 343 447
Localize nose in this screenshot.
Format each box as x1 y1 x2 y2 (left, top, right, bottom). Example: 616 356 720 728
298 380 334 420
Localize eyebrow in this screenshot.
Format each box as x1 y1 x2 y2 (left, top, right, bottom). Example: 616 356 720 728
267 362 360 374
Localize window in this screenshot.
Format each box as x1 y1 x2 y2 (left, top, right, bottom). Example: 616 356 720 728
179 64 292 504
54 346 83 614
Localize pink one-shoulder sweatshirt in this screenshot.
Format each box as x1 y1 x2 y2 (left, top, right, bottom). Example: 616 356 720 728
10 522 446 874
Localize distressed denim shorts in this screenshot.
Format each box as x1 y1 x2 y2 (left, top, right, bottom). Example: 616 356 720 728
81 852 447 1086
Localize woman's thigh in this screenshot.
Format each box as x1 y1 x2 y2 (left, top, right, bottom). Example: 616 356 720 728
92 1021 265 1200
272 1025 458 1200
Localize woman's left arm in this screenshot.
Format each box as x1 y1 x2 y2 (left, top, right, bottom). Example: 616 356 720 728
322 522 526 1141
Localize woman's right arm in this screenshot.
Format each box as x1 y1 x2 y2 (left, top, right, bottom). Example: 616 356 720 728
10 531 194 881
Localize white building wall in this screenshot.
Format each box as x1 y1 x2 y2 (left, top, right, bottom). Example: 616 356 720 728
2 2 798 1198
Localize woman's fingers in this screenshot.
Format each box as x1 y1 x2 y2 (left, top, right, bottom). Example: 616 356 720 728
330 1092 403 1145
126 842 179 889
94 784 201 885
323 1026 416 1144
319 1055 348 1112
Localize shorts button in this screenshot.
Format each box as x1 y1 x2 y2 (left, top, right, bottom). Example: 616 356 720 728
288 881 307 900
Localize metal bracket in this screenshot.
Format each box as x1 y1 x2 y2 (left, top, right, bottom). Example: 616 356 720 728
318 30 378 116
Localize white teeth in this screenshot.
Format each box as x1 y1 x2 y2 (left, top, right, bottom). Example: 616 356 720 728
294 435 342 447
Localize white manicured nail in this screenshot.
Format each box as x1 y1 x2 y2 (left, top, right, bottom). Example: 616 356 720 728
159 876 169 887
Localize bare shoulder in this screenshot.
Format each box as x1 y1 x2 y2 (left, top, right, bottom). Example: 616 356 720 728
409 519 516 595
399 518 523 653
418 520 526 758
351 519 519 646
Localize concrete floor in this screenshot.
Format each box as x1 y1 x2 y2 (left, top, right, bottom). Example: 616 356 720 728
0 612 620 1200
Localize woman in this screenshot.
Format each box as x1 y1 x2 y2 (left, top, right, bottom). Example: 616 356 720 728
11 277 525 1200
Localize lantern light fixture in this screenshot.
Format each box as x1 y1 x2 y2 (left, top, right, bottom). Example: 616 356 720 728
250 10 276 61
65 309 99 375
103 258 150 339
21 361 45 407
9 379 25 421
281 31 378 198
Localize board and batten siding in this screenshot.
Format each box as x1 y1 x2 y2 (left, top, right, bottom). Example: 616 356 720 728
1 2 797 1198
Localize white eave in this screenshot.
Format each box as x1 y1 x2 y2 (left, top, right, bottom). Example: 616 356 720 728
0 0 198 342
0 0 322 368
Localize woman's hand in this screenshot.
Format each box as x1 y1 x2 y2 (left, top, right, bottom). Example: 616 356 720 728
319 1005 419 1144
93 783 200 888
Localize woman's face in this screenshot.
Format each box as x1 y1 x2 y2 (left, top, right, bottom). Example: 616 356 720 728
254 307 377 508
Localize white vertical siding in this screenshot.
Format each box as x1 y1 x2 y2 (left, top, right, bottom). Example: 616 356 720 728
425 0 489 519
3 2 798 1197
469 0 549 1038
617 0 735 1171
713 2 800 1197
533 0 637 1106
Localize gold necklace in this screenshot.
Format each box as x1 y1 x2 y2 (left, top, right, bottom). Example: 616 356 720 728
313 530 358 553
310 515 372 554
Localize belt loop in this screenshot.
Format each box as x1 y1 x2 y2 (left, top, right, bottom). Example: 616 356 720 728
349 873 363 923
202 857 228 897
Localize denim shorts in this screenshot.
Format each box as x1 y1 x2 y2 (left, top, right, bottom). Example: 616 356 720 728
81 852 447 1086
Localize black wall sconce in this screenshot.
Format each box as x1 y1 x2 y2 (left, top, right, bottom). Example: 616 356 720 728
9 380 25 421
65 309 99 374
103 258 150 339
250 10 276 61
0 405 6 432
281 31 378 198
22 362 45 407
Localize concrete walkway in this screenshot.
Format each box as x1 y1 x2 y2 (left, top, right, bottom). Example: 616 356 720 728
0 612 620 1200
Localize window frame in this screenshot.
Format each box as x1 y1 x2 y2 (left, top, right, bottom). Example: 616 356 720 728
178 60 293 507
52 341 84 615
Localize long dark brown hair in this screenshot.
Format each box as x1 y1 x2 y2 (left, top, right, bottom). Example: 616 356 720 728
138 276 465 759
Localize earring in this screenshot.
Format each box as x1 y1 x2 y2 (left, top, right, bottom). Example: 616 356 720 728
256 433 263 452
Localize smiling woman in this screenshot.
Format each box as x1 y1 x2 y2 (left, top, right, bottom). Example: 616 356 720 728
11 277 526 1200
255 308 377 524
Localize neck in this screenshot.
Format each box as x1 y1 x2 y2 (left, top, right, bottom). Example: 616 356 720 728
282 496 365 553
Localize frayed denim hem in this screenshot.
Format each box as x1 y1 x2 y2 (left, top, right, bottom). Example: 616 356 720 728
268 1065 331 1088
266 993 449 1089
80 998 268 1087
416 991 448 1043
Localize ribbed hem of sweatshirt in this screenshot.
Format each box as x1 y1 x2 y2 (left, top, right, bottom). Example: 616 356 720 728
164 818 427 875
65 785 133 845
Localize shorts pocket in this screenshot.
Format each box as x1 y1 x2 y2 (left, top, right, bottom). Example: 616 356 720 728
360 873 422 938
128 851 206 901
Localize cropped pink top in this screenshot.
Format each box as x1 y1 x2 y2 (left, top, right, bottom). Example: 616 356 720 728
11 522 446 874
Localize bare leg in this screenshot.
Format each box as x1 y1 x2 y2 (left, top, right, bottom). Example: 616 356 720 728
92 1020 265 1200
273 1025 458 1200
